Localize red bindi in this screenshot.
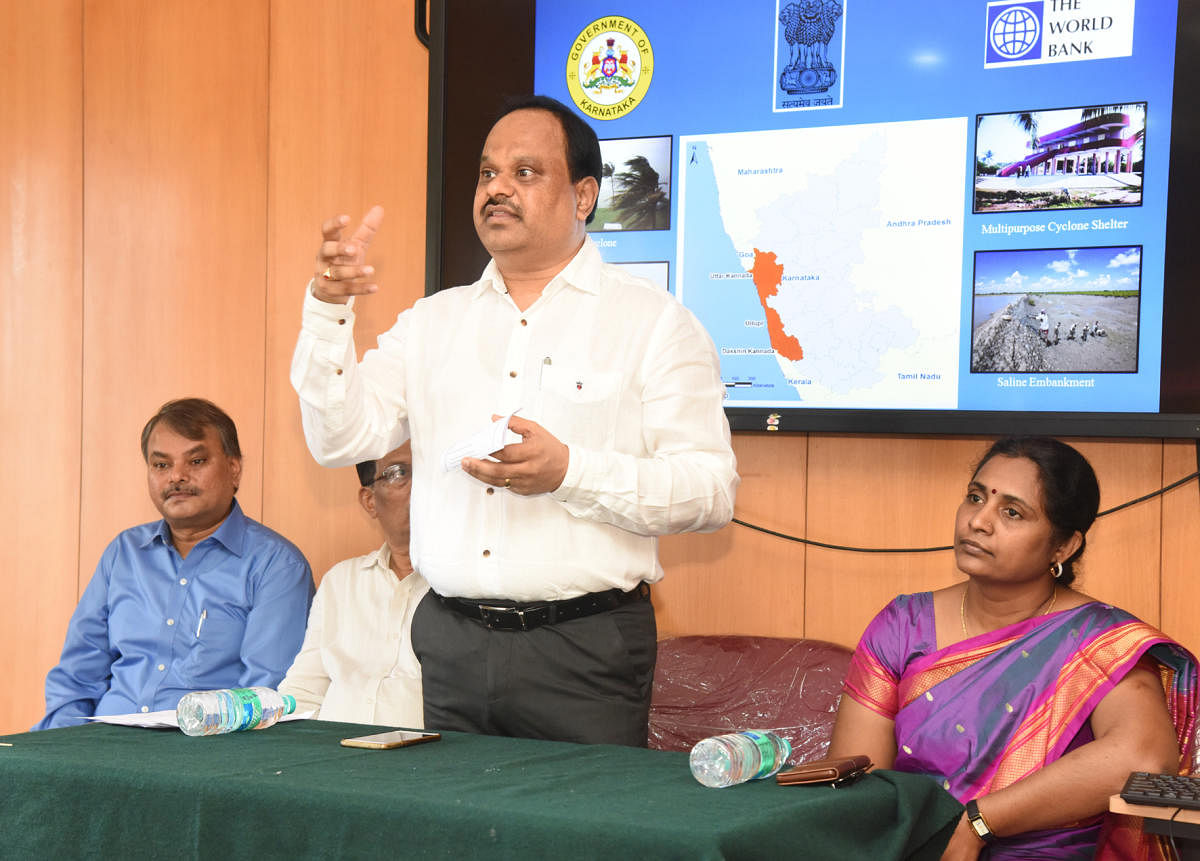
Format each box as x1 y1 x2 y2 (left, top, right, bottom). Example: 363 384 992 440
991 488 997 494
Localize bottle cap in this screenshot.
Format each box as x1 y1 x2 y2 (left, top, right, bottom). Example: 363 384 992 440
282 694 297 715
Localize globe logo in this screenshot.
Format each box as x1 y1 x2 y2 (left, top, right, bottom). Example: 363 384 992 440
990 6 1040 60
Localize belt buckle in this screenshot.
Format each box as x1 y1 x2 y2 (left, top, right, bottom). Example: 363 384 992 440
477 604 518 630
477 603 550 631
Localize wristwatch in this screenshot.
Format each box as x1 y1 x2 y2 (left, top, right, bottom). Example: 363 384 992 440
965 799 996 842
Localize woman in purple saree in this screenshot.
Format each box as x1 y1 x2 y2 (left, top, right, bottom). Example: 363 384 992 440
829 438 1197 860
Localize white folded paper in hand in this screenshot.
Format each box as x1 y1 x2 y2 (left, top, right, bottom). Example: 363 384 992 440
442 412 523 472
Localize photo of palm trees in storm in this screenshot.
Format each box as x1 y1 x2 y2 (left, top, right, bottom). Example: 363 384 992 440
589 135 672 232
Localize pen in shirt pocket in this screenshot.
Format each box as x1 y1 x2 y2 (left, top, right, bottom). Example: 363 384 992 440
196 609 206 639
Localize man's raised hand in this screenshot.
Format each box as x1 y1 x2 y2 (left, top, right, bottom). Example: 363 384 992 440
312 205 385 304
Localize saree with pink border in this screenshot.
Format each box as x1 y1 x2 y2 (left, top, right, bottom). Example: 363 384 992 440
843 594 1197 859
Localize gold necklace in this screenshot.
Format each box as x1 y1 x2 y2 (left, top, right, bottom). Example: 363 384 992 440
960 584 1057 637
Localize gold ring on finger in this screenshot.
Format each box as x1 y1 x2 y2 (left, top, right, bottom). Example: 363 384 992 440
504 478 511 488
321 267 334 280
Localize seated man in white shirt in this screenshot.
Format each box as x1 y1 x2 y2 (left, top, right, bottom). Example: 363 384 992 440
279 442 428 726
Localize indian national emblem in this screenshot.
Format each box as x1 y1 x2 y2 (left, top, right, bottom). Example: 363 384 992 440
778 0 844 95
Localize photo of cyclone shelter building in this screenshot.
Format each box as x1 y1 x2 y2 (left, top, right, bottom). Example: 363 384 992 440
1003 112 1138 177
974 104 1146 212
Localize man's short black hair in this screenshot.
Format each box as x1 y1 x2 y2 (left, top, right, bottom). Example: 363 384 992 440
140 398 241 460
494 94 602 224
356 460 377 488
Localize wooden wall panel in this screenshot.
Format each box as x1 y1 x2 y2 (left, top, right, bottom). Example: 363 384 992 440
0 0 84 733
657 433 809 637
803 435 980 646
1161 439 1200 654
1066 439 1163 625
78 0 270 580
801 435 1173 648
263 0 431 582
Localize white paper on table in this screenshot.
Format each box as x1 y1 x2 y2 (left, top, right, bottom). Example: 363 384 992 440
86 709 315 730
441 411 523 472
87 710 180 729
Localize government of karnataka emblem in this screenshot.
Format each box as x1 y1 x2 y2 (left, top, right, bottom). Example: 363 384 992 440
567 17 654 120
592 39 631 88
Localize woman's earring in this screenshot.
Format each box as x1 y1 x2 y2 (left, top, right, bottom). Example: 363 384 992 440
1051 560 1064 580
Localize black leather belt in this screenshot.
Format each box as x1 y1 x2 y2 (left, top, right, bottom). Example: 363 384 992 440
438 582 650 631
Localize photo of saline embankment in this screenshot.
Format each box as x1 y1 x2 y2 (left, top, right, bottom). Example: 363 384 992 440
970 292 1138 374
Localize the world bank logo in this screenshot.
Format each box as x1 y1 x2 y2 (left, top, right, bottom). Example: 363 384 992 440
985 1 1044 65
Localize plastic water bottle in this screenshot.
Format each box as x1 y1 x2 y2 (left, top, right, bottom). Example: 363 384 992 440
689 730 792 788
176 686 296 737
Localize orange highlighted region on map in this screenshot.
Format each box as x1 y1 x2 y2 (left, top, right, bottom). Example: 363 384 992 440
751 248 804 361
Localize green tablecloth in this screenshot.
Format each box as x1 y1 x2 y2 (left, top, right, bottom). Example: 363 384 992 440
0 721 961 859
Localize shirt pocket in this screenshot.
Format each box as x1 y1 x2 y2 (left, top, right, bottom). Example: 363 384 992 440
177 615 242 688
537 364 621 449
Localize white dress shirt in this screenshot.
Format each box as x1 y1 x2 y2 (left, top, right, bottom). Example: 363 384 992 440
291 237 738 601
279 544 427 727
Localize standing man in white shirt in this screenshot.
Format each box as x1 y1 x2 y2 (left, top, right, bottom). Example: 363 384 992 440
291 94 737 745
279 442 427 727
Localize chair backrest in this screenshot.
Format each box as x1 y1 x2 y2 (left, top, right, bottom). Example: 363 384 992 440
648 635 854 764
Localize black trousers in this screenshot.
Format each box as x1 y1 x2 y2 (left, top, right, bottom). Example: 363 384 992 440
410 588 657 746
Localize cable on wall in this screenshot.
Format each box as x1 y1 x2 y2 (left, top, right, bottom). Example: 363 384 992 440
732 469 1200 554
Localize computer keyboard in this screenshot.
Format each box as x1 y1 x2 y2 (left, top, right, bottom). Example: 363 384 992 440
1121 772 1200 811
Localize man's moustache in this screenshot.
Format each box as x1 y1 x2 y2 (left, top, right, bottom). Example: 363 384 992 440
483 197 519 216
164 485 198 499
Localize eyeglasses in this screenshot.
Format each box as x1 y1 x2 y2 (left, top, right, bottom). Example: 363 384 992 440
365 463 411 487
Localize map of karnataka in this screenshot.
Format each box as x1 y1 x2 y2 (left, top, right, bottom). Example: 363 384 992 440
678 118 966 409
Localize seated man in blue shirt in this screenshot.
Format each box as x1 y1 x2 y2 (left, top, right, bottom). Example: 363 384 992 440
34 398 315 729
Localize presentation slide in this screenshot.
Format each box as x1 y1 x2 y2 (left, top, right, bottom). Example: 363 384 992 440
531 0 1179 416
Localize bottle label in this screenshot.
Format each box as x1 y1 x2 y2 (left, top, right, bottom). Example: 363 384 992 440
233 688 264 730
742 731 783 780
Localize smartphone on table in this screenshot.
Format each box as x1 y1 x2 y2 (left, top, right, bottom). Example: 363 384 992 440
339 729 442 750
